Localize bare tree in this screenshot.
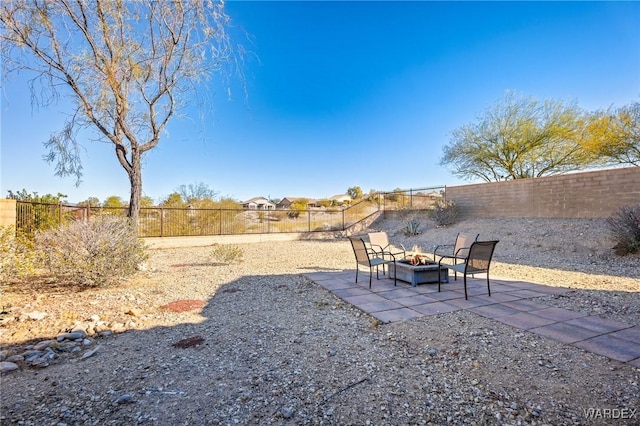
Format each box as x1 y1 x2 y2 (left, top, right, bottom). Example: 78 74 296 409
1 0 240 224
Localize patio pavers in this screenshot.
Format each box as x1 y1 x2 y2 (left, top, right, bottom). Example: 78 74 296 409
393 294 439 307
333 287 373 298
474 292 523 303
410 301 460 316
468 303 524 319
610 326 640 344
528 322 602 344
303 271 640 367
528 307 589 322
379 288 423 300
565 315 633 334
446 296 495 309
507 289 551 299
370 307 423 323
501 299 550 312
357 299 405 313
496 311 558 330
426 290 462 301
573 334 640 363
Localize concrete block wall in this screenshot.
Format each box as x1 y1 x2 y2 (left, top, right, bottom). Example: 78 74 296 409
446 167 640 219
0 199 17 228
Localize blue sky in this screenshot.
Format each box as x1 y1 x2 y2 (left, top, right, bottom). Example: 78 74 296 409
1 1 639 204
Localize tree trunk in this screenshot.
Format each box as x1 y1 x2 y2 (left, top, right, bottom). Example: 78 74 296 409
127 151 142 229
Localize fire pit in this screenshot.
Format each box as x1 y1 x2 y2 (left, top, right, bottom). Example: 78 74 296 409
389 257 449 287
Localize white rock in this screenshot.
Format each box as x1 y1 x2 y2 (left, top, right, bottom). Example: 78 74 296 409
0 361 19 373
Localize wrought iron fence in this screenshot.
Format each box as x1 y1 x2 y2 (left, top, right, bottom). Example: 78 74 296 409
14 188 444 238
379 186 446 211
15 199 381 237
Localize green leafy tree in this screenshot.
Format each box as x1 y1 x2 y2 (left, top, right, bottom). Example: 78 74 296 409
367 189 382 204
140 196 155 208
77 197 100 208
347 186 363 200
102 196 125 209
1 1 241 226
7 189 67 203
385 188 403 203
288 199 308 218
159 193 185 208
584 101 640 166
218 197 242 209
7 189 68 235
441 93 593 182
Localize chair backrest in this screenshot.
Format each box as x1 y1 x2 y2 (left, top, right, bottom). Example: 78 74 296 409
454 233 479 258
368 232 389 249
349 237 372 266
466 240 499 273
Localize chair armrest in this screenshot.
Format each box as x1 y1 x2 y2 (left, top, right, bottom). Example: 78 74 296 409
453 246 471 257
433 243 454 260
369 243 385 255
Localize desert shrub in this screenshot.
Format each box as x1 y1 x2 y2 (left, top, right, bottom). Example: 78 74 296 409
0 225 40 281
35 216 148 287
431 200 460 227
402 218 421 236
606 204 640 255
211 243 244 264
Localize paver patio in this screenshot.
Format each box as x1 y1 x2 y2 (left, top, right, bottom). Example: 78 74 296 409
303 270 640 367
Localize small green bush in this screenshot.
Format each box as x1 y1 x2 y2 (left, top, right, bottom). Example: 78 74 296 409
402 218 421 236
431 200 460 227
211 243 244 264
606 204 640 255
35 216 148 287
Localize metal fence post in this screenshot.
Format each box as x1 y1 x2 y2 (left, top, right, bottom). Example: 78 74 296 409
160 207 164 237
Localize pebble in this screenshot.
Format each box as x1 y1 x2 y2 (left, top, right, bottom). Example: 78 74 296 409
26 311 48 320
0 361 19 373
0 324 111 373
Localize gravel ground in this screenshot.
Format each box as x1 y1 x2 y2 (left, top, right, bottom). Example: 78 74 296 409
1 216 639 425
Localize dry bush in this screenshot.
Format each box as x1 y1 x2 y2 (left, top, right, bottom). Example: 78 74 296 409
431 200 460 227
210 243 244 264
0 225 40 282
606 204 640 255
35 216 148 287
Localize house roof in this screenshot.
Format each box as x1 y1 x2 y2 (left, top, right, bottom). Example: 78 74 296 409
243 196 273 204
329 194 351 201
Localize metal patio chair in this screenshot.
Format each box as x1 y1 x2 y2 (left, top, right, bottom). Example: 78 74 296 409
349 237 397 288
367 231 407 260
433 232 479 280
438 240 499 299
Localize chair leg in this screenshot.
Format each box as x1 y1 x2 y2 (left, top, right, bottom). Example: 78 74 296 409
369 267 373 288
486 273 491 297
463 274 468 300
355 265 359 283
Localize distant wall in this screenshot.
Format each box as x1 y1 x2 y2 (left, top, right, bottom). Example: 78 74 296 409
0 199 17 228
446 167 640 219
